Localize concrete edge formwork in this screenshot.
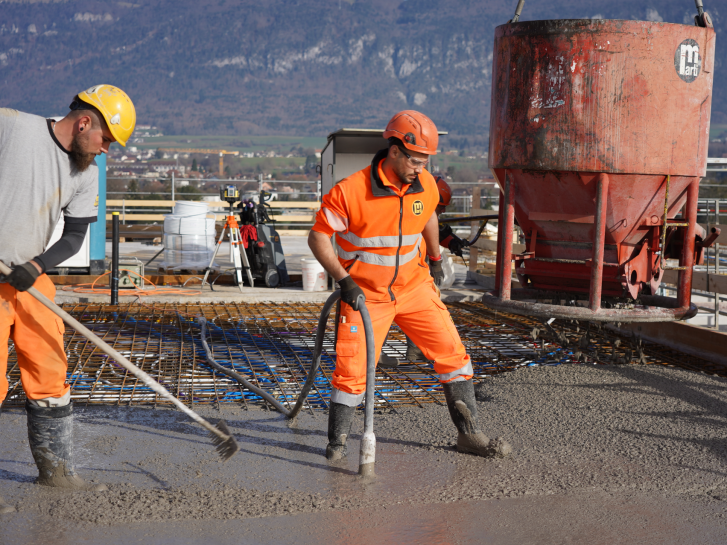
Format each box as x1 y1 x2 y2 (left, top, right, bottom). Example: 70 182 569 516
613 321 727 368
53 287 486 305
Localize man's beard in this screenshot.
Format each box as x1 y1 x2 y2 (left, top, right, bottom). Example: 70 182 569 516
69 132 96 172
394 164 416 184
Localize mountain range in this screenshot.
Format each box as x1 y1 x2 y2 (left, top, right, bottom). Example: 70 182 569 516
0 0 725 138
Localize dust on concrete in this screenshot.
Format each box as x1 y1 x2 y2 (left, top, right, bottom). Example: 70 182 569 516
22 484 363 525
84 435 120 456
3 363 727 542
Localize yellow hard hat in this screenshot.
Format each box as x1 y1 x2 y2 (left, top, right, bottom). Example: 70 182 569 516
75 84 136 147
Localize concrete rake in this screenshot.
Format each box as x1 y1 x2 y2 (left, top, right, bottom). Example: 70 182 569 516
0 261 239 461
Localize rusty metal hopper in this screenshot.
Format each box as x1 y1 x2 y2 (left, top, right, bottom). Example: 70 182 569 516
484 18 717 322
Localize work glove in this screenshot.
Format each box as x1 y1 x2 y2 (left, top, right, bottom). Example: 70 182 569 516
6 262 40 292
447 234 466 257
428 256 445 287
338 275 365 311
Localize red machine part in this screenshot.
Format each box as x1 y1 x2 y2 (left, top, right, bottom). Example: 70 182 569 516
485 19 716 322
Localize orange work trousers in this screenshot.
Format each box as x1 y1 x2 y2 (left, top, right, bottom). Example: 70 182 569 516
0 275 70 404
331 279 472 407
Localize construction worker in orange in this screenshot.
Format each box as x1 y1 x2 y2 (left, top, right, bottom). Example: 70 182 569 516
309 110 512 461
0 85 136 507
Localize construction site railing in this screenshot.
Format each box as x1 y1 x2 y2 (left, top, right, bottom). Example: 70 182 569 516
107 174 320 200
105 199 319 235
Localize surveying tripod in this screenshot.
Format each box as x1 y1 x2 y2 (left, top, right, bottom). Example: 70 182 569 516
202 186 255 291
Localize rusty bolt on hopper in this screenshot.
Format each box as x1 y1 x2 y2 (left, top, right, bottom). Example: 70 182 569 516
483 17 718 323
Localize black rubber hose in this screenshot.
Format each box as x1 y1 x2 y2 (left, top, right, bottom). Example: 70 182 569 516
286 290 342 420
465 220 488 248
197 290 376 425
198 317 290 414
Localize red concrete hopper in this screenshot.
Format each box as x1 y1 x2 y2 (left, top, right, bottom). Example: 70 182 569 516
485 18 716 322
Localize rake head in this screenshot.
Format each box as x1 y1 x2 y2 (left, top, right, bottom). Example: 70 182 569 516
209 419 239 461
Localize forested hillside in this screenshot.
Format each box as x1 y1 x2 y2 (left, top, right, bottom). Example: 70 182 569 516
0 0 724 137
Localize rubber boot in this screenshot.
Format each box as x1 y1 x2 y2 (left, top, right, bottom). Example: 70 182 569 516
326 402 356 461
406 344 426 362
378 351 399 368
443 381 512 458
0 496 14 514
405 336 432 363
26 402 107 490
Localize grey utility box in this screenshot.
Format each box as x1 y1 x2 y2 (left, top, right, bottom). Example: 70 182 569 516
320 128 447 197
320 129 387 197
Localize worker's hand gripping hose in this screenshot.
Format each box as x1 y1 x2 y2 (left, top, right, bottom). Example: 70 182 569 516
0 260 239 461
338 275 365 310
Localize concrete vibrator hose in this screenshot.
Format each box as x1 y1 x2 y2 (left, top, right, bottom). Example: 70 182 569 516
198 290 377 476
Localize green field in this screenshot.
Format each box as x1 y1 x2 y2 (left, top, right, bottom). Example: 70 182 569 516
710 124 727 139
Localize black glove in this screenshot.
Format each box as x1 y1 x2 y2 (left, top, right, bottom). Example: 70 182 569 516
428 257 445 287
448 235 465 257
338 275 365 311
7 262 40 292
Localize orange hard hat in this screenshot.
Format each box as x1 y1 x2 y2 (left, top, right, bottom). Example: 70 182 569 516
435 175 452 206
383 110 438 155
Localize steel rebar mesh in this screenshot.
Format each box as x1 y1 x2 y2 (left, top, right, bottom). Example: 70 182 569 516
2 301 723 409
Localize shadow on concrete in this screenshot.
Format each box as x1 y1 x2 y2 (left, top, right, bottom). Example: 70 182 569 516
0 461 35 484
576 365 727 465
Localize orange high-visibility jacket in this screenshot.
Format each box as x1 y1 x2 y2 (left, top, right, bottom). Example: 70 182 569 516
312 149 439 303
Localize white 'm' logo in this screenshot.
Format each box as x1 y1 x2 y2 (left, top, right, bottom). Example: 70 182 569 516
680 44 700 76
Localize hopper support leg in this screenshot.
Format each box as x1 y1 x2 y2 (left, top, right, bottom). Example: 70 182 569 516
677 179 699 310
496 171 515 300
494 190 505 293
588 173 609 311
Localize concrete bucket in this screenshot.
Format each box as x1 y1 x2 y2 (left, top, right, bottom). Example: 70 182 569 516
484 17 718 322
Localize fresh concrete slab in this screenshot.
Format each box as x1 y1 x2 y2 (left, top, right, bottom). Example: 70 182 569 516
2 364 727 543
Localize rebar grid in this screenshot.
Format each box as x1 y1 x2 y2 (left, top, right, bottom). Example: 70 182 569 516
2 301 723 409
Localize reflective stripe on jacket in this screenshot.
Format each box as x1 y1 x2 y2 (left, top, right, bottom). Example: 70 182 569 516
312 149 439 302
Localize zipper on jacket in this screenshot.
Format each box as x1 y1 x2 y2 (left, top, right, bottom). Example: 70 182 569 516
344 255 359 273
386 196 404 301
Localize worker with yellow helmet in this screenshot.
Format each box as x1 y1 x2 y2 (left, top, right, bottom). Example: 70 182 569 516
0 85 135 510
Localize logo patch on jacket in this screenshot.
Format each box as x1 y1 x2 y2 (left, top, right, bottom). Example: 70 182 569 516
412 200 424 216
350 326 358 333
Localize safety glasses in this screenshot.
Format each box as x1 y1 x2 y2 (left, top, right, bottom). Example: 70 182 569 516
397 146 428 168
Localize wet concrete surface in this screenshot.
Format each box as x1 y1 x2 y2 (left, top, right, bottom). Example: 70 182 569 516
3 364 727 544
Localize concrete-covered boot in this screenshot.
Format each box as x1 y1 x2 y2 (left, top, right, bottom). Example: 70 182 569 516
405 336 433 363
378 351 399 368
443 380 512 458
26 402 107 490
326 402 356 461
0 495 14 514
406 344 426 362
